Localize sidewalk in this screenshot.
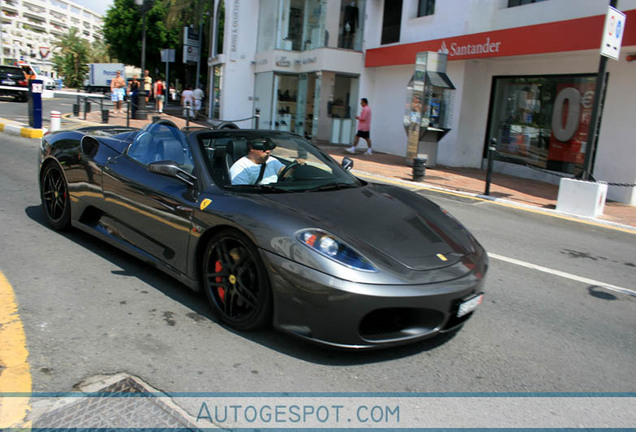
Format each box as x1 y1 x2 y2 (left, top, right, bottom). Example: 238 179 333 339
4 105 635 231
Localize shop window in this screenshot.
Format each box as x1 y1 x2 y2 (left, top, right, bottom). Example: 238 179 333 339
339 1 362 50
507 0 549 7
417 0 435 17
381 0 402 45
486 74 596 175
211 65 223 119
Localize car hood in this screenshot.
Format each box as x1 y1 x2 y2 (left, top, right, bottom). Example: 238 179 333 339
260 183 477 271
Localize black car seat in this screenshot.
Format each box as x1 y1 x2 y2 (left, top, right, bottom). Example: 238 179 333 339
224 139 248 173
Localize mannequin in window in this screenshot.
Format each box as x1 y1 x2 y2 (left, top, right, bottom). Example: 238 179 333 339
343 1 358 49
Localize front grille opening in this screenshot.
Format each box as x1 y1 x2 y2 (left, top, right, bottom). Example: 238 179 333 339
359 308 444 342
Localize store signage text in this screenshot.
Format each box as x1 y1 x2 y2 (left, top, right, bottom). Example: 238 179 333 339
230 0 240 60
440 37 502 58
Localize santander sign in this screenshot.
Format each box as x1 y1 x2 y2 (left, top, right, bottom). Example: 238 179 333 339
439 38 502 58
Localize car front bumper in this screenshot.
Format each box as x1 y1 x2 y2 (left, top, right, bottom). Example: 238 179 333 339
263 250 487 349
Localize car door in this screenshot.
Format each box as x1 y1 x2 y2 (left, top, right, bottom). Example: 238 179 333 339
102 126 197 274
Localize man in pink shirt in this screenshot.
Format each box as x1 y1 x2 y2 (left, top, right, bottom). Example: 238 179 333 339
347 98 373 155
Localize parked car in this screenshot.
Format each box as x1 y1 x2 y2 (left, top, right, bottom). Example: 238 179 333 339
38 120 488 349
0 65 29 102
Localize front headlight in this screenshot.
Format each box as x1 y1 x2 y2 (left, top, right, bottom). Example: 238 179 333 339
296 229 377 272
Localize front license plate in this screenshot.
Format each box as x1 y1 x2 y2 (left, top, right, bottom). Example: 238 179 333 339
457 293 484 318
2 79 16 85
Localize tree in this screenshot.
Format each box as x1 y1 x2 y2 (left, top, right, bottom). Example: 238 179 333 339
89 39 112 63
103 0 178 75
51 28 91 87
101 0 214 87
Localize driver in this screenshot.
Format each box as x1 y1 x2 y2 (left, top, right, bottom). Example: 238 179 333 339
229 139 285 185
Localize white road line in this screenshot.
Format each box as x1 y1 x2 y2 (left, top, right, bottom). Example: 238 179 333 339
488 253 636 298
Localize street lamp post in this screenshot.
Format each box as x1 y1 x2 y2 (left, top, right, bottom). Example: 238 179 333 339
134 0 150 119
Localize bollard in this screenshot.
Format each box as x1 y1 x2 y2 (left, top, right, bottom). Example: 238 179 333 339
484 138 497 195
413 157 427 182
50 111 61 132
255 108 261 129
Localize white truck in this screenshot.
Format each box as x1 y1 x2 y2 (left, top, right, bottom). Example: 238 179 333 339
17 61 56 90
83 63 126 93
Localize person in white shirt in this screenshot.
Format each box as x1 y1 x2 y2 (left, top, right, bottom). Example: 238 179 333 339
193 86 205 118
181 86 195 118
229 140 285 185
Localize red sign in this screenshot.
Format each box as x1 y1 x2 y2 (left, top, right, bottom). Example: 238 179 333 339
366 9 636 68
548 81 596 164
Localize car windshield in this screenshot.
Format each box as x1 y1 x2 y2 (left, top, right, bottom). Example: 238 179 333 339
198 131 363 192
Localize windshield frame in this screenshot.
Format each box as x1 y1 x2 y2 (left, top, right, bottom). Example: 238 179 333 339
195 130 365 193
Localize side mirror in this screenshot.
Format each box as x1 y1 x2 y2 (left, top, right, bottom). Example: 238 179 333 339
341 157 353 172
148 161 196 187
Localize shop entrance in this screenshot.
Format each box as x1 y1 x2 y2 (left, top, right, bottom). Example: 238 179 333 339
274 72 318 139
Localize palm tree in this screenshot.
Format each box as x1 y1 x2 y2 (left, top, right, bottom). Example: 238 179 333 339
51 28 91 87
89 39 112 63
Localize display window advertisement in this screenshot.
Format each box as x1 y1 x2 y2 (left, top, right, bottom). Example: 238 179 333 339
486 74 596 175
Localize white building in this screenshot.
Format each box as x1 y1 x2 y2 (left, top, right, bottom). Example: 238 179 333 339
207 0 636 205
0 0 103 77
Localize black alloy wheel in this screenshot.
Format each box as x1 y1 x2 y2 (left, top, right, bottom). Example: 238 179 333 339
202 229 272 331
40 163 71 230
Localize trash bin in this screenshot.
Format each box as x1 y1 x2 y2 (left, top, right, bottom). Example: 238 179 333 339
413 157 427 182
84 100 91 113
101 109 109 124
73 104 80 117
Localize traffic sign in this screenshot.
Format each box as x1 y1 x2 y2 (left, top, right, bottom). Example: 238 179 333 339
600 6 626 60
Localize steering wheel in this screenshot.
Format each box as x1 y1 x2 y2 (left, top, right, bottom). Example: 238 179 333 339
278 161 300 182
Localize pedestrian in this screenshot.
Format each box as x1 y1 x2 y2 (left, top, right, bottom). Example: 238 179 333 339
193 86 205 119
110 70 126 114
153 78 165 113
170 84 177 102
129 75 141 118
143 69 152 103
346 97 373 155
181 86 195 118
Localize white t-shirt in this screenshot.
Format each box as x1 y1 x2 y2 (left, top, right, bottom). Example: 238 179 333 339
229 156 285 185
193 88 204 110
181 89 194 106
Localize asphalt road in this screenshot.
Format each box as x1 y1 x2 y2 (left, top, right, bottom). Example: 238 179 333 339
0 107 634 419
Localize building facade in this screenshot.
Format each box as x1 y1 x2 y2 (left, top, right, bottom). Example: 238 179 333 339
0 0 103 77
207 0 636 205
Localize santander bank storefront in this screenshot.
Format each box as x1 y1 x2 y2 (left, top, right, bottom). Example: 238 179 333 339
362 9 636 205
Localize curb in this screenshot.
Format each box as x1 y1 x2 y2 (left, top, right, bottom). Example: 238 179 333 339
0 119 47 139
353 169 636 234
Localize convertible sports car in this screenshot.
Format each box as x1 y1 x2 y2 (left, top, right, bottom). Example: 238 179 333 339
38 120 487 349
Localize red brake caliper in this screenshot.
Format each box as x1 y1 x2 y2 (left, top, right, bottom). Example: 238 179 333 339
215 261 226 302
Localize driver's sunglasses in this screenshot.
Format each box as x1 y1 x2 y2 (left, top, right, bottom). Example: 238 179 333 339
251 140 276 151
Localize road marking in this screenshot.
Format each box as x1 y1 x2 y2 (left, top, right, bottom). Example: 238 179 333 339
0 271 32 429
489 253 636 297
